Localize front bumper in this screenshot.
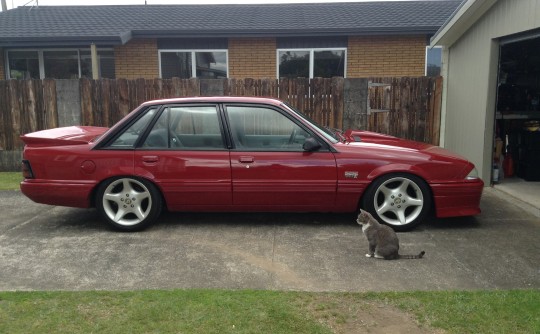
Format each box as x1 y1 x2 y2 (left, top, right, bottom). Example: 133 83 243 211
430 178 484 218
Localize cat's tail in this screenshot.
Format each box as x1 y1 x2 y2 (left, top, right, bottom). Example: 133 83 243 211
399 251 425 259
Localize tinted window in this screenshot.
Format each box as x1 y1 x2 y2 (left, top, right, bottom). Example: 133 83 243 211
109 108 158 148
227 106 309 151
426 46 442 77
143 106 224 150
278 50 309 78
278 48 346 79
43 51 80 79
314 50 345 77
160 52 192 79
160 51 228 79
8 51 40 79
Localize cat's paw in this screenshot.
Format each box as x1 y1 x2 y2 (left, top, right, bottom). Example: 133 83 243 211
365 253 373 258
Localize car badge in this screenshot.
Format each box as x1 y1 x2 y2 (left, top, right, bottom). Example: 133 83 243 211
344 171 358 179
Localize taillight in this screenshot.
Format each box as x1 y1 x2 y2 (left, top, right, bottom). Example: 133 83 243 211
22 160 34 179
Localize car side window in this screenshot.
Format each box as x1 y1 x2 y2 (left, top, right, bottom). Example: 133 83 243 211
109 108 158 148
142 105 225 150
226 106 309 151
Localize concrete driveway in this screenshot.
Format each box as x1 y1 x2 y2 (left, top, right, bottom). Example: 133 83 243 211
1 188 538 291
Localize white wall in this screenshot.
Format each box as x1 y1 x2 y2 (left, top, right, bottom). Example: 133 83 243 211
443 0 540 182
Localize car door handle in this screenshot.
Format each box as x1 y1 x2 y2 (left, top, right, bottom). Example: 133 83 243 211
239 156 254 163
142 155 159 163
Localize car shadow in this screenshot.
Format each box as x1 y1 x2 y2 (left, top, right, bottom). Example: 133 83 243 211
422 215 482 231
154 211 358 229
46 207 483 233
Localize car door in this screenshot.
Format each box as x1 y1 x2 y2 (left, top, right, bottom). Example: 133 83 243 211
133 104 232 211
225 104 338 210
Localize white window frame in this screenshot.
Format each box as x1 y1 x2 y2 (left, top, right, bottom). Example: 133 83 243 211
425 46 442 76
5 48 114 79
276 48 347 79
158 49 229 79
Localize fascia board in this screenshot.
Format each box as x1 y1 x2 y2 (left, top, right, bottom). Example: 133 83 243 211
0 34 130 48
131 27 440 39
430 0 498 47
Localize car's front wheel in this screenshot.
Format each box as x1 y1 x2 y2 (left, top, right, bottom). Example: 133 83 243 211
362 173 431 231
96 177 162 231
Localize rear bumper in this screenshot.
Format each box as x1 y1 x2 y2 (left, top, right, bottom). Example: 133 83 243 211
430 178 484 218
20 180 96 208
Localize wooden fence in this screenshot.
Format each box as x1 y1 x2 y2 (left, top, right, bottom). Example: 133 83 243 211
0 77 442 170
368 76 442 145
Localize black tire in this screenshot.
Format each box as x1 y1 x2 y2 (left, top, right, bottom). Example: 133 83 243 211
96 176 162 231
362 173 431 231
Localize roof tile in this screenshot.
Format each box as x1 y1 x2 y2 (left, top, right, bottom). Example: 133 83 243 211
0 1 462 46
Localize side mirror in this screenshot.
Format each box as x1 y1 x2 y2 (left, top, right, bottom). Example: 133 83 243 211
303 137 321 152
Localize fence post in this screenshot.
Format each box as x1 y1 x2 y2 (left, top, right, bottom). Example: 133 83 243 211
343 78 368 130
56 79 81 127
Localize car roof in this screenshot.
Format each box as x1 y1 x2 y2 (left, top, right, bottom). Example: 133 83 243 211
141 96 285 107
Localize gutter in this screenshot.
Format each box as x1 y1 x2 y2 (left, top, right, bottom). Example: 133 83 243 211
0 36 126 48
131 27 442 39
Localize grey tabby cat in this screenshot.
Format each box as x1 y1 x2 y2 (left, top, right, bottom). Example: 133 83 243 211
356 209 425 260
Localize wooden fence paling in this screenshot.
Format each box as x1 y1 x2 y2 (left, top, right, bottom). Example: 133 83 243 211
0 81 9 150
0 77 442 153
43 79 58 130
8 80 21 150
332 77 344 130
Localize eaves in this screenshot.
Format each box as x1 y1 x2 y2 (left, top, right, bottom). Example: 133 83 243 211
430 0 498 47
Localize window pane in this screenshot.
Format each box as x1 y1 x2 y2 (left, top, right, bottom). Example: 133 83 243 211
160 52 192 79
144 106 223 149
44 50 79 79
79 51 92 79
99 51 116 79
8 51 40 79
80 50 116 79
171 106 223 149
110 108 158 148
195 52 227 78
279 51 309 78
314 50 345 78
143 108 170 148
227 106 307 151
426 47 442 77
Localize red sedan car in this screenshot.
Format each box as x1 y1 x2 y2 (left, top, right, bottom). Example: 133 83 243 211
20 96 483 231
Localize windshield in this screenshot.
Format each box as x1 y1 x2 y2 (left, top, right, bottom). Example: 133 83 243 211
282 103 340 144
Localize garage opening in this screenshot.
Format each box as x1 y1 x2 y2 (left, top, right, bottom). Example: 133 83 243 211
494 33 540 204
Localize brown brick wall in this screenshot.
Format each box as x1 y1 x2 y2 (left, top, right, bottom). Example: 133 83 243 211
347 35 426 77
228 38 276 79
111 35 427 79
114 39 159 79
0 49 5 79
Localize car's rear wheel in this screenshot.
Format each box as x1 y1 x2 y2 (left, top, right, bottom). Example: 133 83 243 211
96 177 162 231
362 173 431 231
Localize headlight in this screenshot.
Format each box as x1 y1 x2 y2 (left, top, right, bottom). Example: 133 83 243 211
466 167 479 180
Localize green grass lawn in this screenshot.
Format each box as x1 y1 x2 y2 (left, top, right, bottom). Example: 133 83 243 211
0 172 22 190
0 289 538 334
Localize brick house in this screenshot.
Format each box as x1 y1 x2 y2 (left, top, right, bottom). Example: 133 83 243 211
0 1 460 80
